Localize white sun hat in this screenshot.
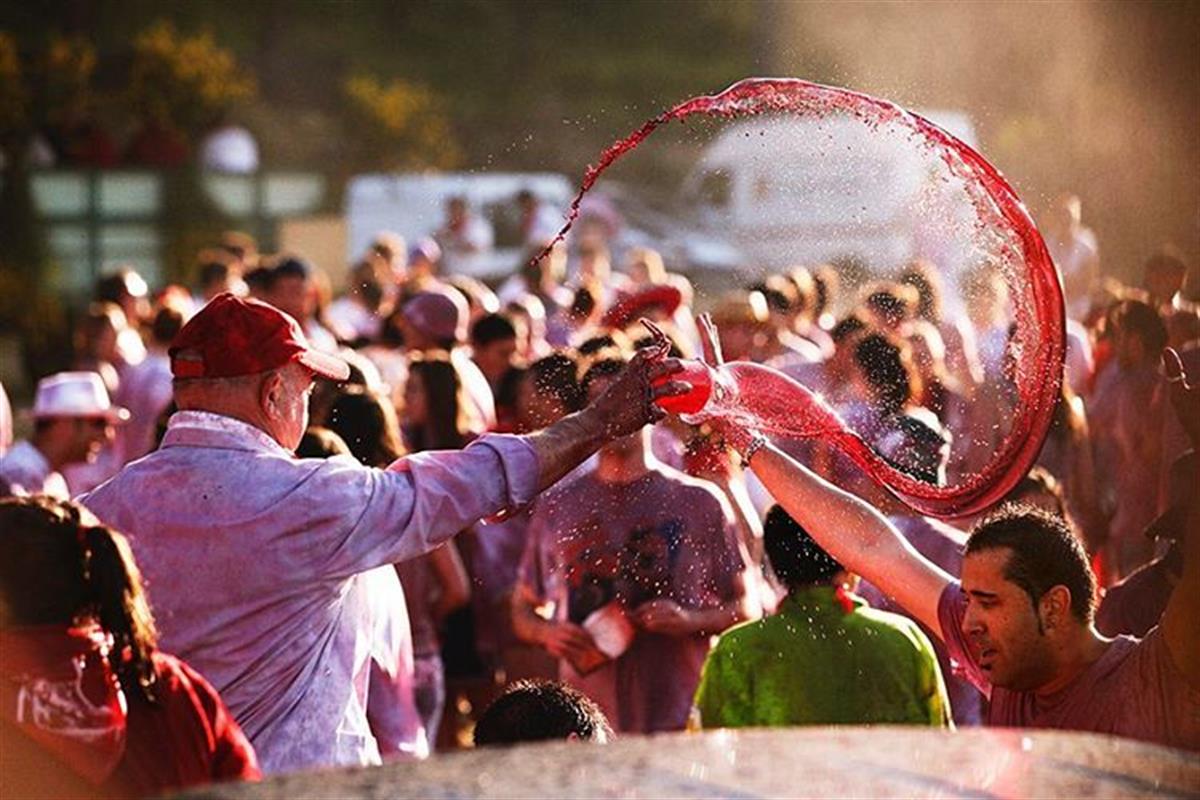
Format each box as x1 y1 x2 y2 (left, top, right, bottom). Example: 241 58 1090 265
31 371 130 422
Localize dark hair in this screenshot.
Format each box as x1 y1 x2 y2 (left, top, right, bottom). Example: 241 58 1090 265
471 313 518 348
197 251 236 290
95 268 141 305
1112 299 1168 354
272 255 313 282
569 285 597 319
831 314 867 344
577 332 629 358
346 260 385 313
406 357 469 451
327 388 405 467
0 496 159 703
966 503 1096 623
864 286 913 328
151 305 184 346
580 357 625 398
1003 466 1067 518
528 353 584 412
812 265 838 317
474 679 611 746
296 426 352 459
854 333 916 415
899 260 944 322
747 279 793 315
244 266 274 294
763 504 843 589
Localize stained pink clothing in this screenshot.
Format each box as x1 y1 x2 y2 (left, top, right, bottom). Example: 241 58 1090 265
80 410 537 774
938 582 1199 751
519 466 744 733
115 349 174 464
1089 362 1165 575
361 566 427 760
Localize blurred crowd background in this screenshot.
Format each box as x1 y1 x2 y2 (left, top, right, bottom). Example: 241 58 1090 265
1 1 1197 390
0 0 1198 760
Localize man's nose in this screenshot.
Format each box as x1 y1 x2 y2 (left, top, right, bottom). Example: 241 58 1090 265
962 606 984 635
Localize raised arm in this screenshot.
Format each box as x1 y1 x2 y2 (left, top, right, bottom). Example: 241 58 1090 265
1160 348 1199 687
692 313 951 635
747 443 952 634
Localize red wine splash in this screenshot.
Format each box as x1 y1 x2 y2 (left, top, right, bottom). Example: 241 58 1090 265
542 78 1065 519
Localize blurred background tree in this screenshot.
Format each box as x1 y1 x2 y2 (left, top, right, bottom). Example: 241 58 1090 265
343 74 459 172
0 0 1195 282
126 21 255 135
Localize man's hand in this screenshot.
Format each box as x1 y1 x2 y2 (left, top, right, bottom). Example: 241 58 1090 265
526 319 687 492
586 320 688 438
1163 348 1200 449
540 620 606 664
691 313 758 455
633 598 696 637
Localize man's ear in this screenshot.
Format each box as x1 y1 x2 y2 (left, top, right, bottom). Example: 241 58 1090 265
1040 585 1072 631
260 370 285 416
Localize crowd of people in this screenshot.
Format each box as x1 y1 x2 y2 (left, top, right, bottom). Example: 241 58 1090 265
0 189 1197 797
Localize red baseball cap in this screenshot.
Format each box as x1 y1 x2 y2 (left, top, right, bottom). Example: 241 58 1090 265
169 293 350 381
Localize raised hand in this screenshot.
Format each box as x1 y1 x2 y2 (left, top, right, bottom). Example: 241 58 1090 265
633 598 695 637
1163 348 1200 449
587 318 688 437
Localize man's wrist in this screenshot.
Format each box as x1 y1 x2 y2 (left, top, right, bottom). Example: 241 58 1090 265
574 406 609 445
739 434 769 466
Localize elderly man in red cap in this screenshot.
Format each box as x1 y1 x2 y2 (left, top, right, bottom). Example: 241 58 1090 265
80 293 684 775
0 372 128 499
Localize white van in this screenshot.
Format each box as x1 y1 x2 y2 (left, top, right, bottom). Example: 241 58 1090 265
345 172 574 279
679 109 978 274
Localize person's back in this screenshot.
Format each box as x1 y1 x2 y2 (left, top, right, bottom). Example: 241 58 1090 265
696 589 947 727
82 426 393 770
694 506 949 729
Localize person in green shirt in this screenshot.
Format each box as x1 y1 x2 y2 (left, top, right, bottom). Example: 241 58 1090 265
693 504 951 729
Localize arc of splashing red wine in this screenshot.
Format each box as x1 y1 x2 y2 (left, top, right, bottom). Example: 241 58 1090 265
537 78 1064 519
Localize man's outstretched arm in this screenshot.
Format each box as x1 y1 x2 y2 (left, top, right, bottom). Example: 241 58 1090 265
691 311 952 636
748 442 953 635
1160 348 1199 688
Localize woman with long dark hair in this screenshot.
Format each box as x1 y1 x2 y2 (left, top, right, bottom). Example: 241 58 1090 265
402 356 473 452
0 496 258 799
